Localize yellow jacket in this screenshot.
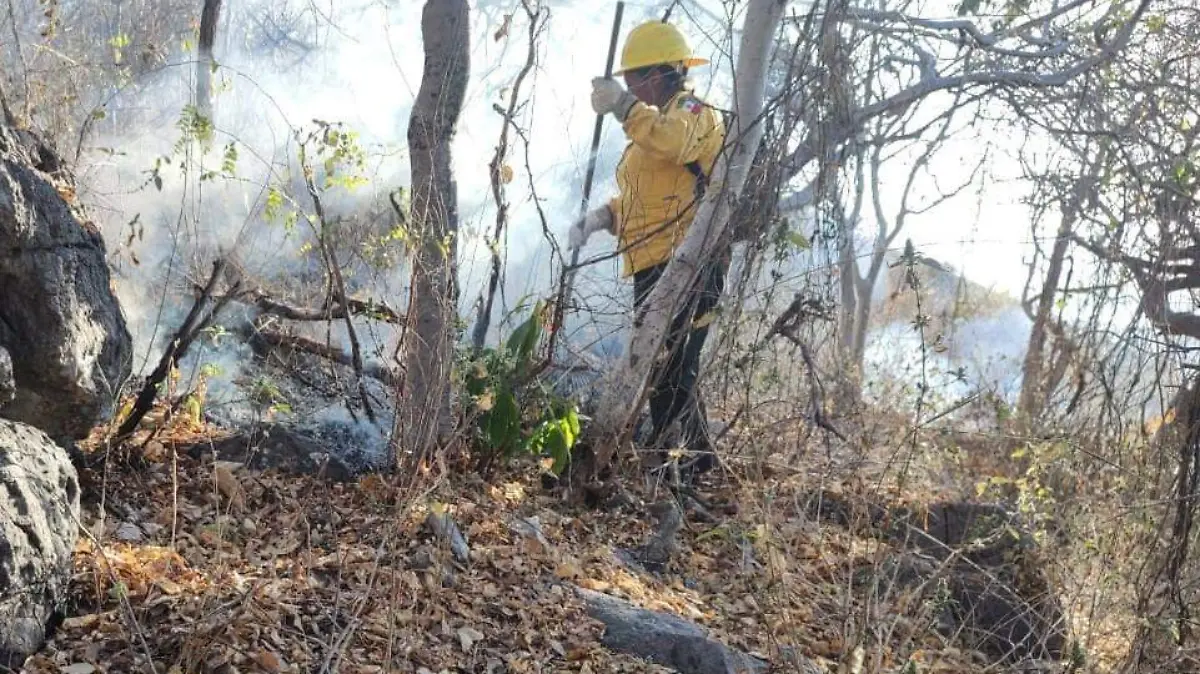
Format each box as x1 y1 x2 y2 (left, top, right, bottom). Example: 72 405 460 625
608 88 724 277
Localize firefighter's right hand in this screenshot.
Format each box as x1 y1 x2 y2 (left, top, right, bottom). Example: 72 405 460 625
568 206 613 252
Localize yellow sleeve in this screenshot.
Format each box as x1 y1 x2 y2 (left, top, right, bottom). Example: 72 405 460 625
621 96 714 165
608 196 623 235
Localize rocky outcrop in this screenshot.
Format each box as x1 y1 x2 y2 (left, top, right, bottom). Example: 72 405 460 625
0 419 81 669
808 491 1069 663
0 124 132 443
0 346 13 406
901 502 1068 662
578 588 788 674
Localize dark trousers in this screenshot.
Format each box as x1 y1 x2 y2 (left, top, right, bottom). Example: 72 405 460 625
632 255 727 466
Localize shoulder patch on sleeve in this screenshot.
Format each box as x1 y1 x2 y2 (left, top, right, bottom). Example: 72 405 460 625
678 97 704 115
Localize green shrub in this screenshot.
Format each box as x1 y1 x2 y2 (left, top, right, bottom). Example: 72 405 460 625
460 302 580 476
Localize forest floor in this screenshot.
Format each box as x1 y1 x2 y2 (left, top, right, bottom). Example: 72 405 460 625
20 411 1075 674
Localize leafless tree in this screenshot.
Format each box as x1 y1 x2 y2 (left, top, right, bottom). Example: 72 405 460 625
1009 6 1200 669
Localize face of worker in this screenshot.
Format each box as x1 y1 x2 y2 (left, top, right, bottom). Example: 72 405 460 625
624 66 676 107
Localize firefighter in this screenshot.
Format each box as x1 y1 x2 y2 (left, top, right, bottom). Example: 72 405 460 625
567 19 727 476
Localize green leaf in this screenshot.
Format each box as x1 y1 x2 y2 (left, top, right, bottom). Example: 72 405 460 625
785 230 811 251
221 142 238 176
505 307 544 366
565 407 581 438
486 391 521 453
545 424 570 475
265 186 284 219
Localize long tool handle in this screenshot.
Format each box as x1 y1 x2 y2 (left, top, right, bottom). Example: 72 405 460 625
564 1 624 289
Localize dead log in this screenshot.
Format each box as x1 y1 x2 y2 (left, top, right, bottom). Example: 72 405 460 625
253 327 399 388
246 288 405 325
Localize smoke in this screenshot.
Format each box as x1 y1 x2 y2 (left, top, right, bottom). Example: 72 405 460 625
14 1 741 437
8 0 1061 447
862 303 1032 416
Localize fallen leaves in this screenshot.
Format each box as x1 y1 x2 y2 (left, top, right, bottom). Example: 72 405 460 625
456 625 485 652
255 650 285 672
34 408 1006 674
213 460 245 511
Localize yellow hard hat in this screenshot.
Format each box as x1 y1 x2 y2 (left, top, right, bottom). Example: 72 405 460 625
615 21 709 75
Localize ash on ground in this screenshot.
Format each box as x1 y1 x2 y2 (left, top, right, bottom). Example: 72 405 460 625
177 320 620 478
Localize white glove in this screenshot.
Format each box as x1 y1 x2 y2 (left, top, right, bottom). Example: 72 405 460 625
568 206 613 252
591 77 638 122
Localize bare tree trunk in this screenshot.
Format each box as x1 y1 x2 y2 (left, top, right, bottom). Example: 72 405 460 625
196 0 223 119
588 0 787 474
837 230 858 358
1017 156 1104 426
840 118 963 401
1017 212 1074 425
395 0 470 464
852 254 884 367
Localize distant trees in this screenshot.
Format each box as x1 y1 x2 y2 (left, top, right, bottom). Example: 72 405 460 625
1012 8 1200 666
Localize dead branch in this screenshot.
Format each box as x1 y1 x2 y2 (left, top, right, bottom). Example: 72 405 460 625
471 0 545 350
244 287 405 325
783 0 1153 180
116 259 241 441
298 133 378 424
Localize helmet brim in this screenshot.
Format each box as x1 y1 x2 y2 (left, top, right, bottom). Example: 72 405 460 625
615 56 709 76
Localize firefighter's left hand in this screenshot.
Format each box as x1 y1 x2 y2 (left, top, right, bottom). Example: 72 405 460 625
591 77 638 121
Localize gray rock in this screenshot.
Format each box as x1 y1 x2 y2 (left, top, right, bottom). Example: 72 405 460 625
0 347 13 406
0 419 81 669
0 124 132 443
578 588 797 674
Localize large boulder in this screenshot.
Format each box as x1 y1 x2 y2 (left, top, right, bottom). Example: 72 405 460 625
816 494 1070 664
0 419 81 668
0 347 13 406
0 124 132 442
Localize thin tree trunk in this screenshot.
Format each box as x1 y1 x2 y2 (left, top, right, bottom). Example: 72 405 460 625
588 0 787 473
196 0 223 119
1018 150 1100 427
837 226 858 360
1017 214 1073 425
395 0 470 464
